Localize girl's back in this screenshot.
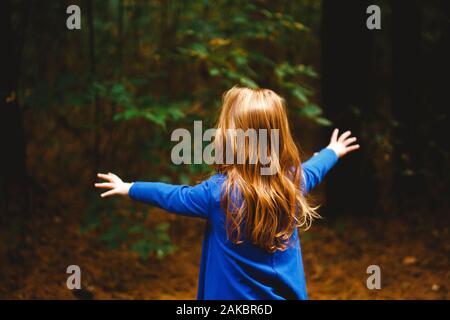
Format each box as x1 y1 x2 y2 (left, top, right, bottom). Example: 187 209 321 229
128 147 338 299
95 86 359 299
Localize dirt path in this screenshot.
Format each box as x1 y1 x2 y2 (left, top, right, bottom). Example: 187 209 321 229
1 208 448 300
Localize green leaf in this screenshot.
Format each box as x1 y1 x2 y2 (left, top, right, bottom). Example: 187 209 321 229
300 65 319 79
301 104 322 117
292 87 309 103
190 43 208 58
315 117 333 126
144 112 167 128
239 77 258 89
209 68 220 76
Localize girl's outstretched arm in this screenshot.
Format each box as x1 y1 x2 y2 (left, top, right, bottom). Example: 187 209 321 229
302 128 359 193
95 173 212 219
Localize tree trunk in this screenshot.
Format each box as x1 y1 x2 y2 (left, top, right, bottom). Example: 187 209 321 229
391 0 422 208
87 0 101 177
321 0 378 215
0 0 29 219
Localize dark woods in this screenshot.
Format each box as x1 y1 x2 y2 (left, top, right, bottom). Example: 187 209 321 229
0 0 447 216
0 0 449 299
322 0 450 214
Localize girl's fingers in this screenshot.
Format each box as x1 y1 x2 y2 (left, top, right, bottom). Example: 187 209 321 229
108 172 120 180
346 144 360 153
94 182 115 189
97 173 114 182
101 189 117 198
343 136 357 147
331 128 339 143
338 130 352 143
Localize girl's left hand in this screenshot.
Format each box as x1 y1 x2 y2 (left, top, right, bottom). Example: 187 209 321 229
326 128 360 158
95 172 132 198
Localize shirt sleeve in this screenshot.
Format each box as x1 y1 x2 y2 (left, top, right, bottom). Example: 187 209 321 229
301 148 338 193
128 177 213 219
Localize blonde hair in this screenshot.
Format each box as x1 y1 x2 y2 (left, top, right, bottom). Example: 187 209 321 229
214 86 320 252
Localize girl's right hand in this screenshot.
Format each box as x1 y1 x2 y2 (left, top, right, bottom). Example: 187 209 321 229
95 172 132 198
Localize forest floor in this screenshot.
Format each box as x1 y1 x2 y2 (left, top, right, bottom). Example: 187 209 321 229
0 206 448 300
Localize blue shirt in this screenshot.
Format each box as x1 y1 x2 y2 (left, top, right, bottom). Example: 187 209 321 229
129 148 338 300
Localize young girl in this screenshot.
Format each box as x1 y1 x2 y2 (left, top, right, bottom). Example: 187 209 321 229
95 86 359 300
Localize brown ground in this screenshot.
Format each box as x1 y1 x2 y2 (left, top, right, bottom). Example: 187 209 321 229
0 206 448 300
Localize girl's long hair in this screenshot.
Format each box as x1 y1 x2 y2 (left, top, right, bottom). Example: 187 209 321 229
213 86 320 252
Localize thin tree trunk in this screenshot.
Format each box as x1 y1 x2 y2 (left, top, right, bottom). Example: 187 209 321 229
87 0 101 177
0 0 29 220
160 0 171 94
108 0 125 167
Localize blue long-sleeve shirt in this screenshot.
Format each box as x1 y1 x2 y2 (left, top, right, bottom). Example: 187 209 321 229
128 148 338 300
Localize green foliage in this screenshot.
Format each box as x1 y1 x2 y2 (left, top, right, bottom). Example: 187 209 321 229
82 195 175 260
21 1 327 128
18 0 327 259
113 101 186 129
172 1 328 125
130 223 176 259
